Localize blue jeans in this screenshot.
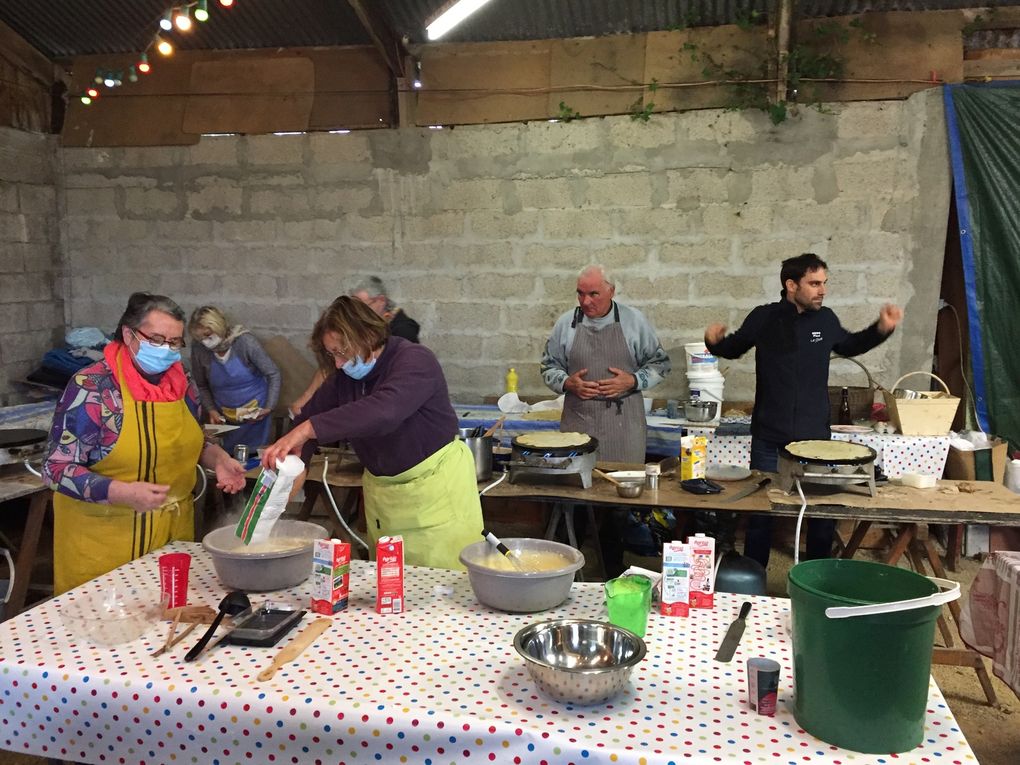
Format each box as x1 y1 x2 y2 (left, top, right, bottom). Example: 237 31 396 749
743 437 836 568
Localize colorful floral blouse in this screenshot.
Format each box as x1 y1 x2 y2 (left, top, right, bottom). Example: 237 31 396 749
43 359 204 502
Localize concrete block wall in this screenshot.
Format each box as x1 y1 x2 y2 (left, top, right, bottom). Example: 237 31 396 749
59 90 949 403
0 127 62 404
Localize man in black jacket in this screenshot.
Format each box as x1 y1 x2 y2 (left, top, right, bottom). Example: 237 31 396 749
705 253 903 567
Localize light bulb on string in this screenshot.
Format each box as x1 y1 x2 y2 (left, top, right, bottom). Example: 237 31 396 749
128 66 138 83
174 7 192 31
86 88 99 98
103 74 116 88
160 9 173 31
93 70 104 85
80 95 93 105
138 52 151 73
219 0 234 8
195 0 209 22
156 36 174 56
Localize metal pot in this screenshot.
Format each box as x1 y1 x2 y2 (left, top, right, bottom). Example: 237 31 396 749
682 400 718 422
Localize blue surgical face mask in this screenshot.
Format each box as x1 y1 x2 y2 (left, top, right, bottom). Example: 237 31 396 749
341 355 376 380
134 339 181 374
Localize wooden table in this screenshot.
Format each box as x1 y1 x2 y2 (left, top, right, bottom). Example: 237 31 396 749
0 467 50 620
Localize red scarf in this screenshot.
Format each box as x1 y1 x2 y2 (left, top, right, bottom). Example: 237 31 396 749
105 342 189 403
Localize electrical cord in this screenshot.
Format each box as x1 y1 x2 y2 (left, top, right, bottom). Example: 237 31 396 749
321 457 369 551
793 478 808 567
479 470 508 496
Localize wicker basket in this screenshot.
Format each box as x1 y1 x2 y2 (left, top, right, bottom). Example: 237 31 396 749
828 356 878 423
882 371 960 435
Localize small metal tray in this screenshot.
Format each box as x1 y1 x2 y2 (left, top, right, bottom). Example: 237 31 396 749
225 607 306 647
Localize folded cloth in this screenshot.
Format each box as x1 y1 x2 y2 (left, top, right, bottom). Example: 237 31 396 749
959 551 1020 699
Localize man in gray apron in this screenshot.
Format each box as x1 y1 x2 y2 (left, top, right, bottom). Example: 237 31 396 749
541 266 671 576
542 265 671 462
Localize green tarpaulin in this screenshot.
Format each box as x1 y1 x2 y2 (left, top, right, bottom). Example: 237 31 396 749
944 84 1020 451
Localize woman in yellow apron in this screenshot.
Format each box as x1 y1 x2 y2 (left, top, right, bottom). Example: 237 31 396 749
261 296 482 570
43 292 247 594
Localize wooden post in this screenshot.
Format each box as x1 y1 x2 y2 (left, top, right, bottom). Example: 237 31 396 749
770 0 794 104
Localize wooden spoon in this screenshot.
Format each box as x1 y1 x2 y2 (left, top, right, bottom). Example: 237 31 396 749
482 416 506 438
593 468 623 487
258 619 331 682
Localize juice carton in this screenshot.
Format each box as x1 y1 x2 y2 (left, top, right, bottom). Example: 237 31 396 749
311 538 351 615
376 535 404 614
660 541 691 617
680 435 707 480
687 532 715 609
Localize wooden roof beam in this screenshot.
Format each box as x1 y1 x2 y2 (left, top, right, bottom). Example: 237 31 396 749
345 0 407 78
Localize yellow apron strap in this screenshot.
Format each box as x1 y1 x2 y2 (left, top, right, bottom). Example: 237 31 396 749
361 440 483 570
52 357 204 594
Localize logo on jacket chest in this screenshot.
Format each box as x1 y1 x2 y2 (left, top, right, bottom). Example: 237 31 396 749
810 331 823 343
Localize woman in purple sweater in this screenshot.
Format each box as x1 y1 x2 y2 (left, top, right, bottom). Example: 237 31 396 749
261 296 482 569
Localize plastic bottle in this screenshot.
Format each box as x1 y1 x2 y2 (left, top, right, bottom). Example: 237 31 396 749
505 367 518 394
838 387 852 425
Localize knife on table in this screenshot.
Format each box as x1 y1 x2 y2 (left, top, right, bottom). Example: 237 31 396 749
722 476 771 503
714 601 752 662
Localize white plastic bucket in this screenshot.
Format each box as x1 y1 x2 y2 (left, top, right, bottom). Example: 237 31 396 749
687 369 725 407
684 342 718 371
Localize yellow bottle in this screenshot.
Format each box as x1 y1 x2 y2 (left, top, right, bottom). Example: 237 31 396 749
505 367 518 394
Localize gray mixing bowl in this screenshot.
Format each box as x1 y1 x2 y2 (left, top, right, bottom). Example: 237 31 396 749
202 520 329 591
459 538 584 613
514 618 646 705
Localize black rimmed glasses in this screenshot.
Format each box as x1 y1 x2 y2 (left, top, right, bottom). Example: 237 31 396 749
133 327 187 350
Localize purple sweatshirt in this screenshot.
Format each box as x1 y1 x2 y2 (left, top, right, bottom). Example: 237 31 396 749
296 337 458 477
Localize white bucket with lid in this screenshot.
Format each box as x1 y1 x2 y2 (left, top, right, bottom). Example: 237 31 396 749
687 369 725 416
684 341 718 371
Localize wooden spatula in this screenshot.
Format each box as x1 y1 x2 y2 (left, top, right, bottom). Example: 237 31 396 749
593 468 622 487
257 619 331 682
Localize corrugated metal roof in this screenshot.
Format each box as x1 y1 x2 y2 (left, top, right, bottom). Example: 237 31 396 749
1 0 1018 59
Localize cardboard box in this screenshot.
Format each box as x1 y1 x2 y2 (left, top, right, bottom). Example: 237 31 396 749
943 438 1008 483
681 435 707 481
376 535 404 614
311 539 350 615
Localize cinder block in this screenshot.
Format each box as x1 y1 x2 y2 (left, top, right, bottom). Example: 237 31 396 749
607 116 676 150
187 137 241 167
0 213 28 243
246 135 305 166
692 272 768 303
739 238 818 268
615 208 701 239
481 333 540 361
582 173 653 209
437 123 522 159
122 187 181 218
702 204 773 235
684 110 758 143
0 272 53 303
213 220 278 243
248 188 311 217
0 329 52 363
524 120 602 155
188 184 243 217
542 209 614 240
0 302 27 327
60 147 117 172
666 168 729 204
425 333 485 360
832 152 907 200
17 242 57 271
119 146 181 168
0 245 21 272
522 245 590 273
400 274 463 301
660 239 732 267
513 178 576 210
771 200 866 233
17 183 56 213
461 274 538 301
151 220 215 241
312 186 376 215
403 213 466 241
0 182 17 212
619 274 690 301
337 214 394 243
64 187 118 217
466 210 539 240
836 103 903 141
748 166 816 203
308 132 373 164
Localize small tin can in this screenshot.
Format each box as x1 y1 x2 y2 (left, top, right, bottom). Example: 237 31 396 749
233 444 249 463
747 657 781 716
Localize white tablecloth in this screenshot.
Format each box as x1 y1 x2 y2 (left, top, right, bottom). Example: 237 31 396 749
0 543 976 764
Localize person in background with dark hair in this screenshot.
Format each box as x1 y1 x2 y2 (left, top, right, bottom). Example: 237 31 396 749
704 253 903 568
290 276 419 415
261 296 481 570
43 292 247 594
188 305 281 454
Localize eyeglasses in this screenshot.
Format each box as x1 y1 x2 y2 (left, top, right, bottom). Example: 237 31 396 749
133 327 186 350
323 343 352 362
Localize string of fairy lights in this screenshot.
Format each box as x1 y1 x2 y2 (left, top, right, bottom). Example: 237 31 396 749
78 0 236 105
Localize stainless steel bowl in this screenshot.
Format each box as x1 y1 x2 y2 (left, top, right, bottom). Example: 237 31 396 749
514 618 647 705
459 538 584 613
683 399 718 422
616 481 644 498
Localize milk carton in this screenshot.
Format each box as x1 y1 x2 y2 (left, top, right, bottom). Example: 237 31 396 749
660 541 692 617
680 435 707 480
376 535 404 614
311 538 350 615
687 533 715 609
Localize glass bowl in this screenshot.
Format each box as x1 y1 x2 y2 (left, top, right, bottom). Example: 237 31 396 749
59 585 165 646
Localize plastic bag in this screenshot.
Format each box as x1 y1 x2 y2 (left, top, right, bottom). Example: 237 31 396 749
235 455 304 544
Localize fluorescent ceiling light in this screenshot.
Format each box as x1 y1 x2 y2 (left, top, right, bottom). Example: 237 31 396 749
426 0 495 41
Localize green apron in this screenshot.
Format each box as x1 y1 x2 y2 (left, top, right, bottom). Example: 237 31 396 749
361 439 483 570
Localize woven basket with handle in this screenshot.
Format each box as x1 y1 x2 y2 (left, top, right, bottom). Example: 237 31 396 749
882 371 960 435
828 355 877 424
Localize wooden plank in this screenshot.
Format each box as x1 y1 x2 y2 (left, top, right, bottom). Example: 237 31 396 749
548 34 647 118
965 48 1020 61
417 40 550 125
307 47 392 130
963 58 1020 79
345 0 405 77
184 56 315 135
0 18 54 86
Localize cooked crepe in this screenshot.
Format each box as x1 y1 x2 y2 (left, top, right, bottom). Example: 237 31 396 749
786 439 873 462
515 431 592 449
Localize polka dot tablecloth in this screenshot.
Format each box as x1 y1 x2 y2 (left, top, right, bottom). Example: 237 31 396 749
0 544 975 765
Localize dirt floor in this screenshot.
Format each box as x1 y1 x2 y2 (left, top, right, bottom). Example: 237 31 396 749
0 510 1017 765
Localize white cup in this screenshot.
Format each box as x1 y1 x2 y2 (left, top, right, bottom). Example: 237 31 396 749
643 397 653 414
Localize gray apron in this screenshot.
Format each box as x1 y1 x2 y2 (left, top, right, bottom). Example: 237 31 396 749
561 304 646 463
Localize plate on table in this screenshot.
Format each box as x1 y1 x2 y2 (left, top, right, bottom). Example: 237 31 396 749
830 424 874 434
706 464 752 482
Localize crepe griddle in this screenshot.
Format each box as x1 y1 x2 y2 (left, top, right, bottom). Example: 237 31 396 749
0 429 48 448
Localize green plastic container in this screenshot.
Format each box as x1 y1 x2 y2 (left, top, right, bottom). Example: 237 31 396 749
788 559 958 754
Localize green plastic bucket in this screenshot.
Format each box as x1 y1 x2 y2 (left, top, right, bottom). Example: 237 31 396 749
787 559 959 754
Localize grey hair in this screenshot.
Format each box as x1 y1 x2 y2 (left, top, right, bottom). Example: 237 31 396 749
115 292 185 339
350 275 394 312
579 264 615 288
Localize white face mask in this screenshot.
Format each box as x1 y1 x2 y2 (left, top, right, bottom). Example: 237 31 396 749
201 334 222 350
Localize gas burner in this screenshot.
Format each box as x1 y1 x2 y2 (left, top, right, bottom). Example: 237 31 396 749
507 434 599 489
775 440 878 498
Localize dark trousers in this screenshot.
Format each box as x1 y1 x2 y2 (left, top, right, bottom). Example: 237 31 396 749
743 437 836 568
